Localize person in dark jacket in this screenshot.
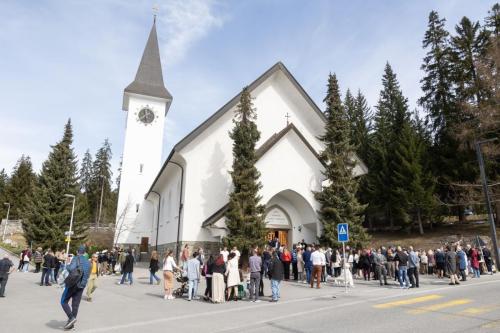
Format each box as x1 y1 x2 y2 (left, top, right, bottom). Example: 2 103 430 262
302 247 312 284
33 248 43 273
149 251 160 285
40 250 55 286
268 251 284 302
61 245 91 330
445 245 459 285
119 249 135 285
0 254 15 297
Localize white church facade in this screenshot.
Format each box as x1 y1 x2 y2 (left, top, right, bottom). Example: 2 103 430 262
114 22 367 256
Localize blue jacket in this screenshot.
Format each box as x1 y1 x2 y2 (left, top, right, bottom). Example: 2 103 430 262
303 250 312 268
67 255 91 289
457 250 467 270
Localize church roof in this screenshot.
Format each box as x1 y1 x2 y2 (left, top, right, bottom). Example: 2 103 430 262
124 21 172 101
145 61 325 197
201 123 323 228
174 61 326 151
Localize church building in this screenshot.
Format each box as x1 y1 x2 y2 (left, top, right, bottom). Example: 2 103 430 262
114 21 367 256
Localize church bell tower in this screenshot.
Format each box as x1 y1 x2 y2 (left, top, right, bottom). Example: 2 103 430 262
115 19 172 245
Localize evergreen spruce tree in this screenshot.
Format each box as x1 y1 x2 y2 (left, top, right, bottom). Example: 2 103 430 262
418 11 476 222
352 90 372 162
485 3 500 38
79 150 93 193
89 139 113 226
344 89 357 146
23 120 88 249
392 121 437 234
367 63 410 228
419 11 455 136
4 155 36 220
225 87 266 254
315 74 369 248
451 16 490 105
0 169 7 218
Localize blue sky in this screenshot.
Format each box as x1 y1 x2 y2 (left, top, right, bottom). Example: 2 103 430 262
0 0 496 185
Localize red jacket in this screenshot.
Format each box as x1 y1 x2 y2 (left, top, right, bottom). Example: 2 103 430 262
281 252 291 263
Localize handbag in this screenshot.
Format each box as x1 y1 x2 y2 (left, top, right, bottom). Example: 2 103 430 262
64 257 83 288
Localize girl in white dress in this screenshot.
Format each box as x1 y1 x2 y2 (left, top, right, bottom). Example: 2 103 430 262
225 253 240 301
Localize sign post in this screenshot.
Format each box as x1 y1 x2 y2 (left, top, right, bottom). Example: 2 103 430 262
338 223 349 293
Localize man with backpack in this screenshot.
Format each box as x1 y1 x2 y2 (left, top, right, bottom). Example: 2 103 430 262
60 245 90 331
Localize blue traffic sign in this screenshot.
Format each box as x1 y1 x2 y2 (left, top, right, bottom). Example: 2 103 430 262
337 223 349 242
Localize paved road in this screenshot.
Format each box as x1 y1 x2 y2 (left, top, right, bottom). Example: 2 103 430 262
1 248 499 332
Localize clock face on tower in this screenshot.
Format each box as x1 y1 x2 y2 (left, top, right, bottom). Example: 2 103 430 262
137 107 156 125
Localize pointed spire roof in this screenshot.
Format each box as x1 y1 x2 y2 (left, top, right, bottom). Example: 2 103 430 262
124 21 172 101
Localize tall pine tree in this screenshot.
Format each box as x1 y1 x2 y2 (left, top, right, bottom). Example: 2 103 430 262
451 16 490 105
225 87 266 254
367 63 410 228
315 74 369 248
4 155 36 220
79 150 93 193
23 120 88 249
0 169 7 219
89 139 113 226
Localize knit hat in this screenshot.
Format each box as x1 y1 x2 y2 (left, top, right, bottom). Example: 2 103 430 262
77 245 86 254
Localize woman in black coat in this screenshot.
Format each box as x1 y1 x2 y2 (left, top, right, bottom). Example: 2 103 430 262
119 250 135 285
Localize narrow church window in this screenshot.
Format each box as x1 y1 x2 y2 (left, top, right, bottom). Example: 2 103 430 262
136 204 140 213
139 164 144 174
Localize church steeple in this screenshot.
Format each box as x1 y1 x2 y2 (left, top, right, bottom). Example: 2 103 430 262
123 20 172 112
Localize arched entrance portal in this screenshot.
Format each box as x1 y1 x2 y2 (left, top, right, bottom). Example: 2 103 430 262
264 190 318 248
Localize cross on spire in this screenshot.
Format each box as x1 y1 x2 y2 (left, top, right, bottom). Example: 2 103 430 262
153 4 159 23
285 112 291 125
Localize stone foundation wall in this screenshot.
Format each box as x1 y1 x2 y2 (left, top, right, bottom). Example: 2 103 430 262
150 241 222 261
0 219 23 235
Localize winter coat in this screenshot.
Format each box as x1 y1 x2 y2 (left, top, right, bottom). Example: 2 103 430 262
445 251 457 274
470 249 480 269
122 254 134 273
457 250 467 271
149 258 159 273
33 251 43 264
269 257 284 281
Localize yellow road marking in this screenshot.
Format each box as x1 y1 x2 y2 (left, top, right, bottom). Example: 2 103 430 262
408 299 472 314
459 305 500 315
373 295 443 309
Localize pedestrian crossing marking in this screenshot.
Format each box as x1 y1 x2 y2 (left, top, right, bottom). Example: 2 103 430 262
459 305 499 315
373 295 443 309
408 299 472 314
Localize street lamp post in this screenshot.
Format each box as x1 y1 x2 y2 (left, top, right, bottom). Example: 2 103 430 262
65 194 76 254
475 139 500 270
97 175 105 230
2 202 10 242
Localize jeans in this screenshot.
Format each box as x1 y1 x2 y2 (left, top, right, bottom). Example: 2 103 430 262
398 266 409 288
408 267 419 287
271 279 281 301
305 266 312 283
120 272 133 284
149 271 160 284
473 268 480 278
188 279 199 300
0 273 9 296
41 268 52 285
61 285 84 319
249 272 261 301
23 262 29 272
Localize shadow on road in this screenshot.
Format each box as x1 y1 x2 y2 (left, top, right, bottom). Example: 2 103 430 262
45 320 66 330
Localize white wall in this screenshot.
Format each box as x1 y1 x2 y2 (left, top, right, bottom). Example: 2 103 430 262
179 70 326 243
115 93 167 244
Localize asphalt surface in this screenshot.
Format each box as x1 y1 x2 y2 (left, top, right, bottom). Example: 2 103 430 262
1 247 500 332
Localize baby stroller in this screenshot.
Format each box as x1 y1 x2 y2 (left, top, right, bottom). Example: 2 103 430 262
173 270 188 297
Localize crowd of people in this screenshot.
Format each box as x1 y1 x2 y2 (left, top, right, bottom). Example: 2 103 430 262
0 238 497 330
